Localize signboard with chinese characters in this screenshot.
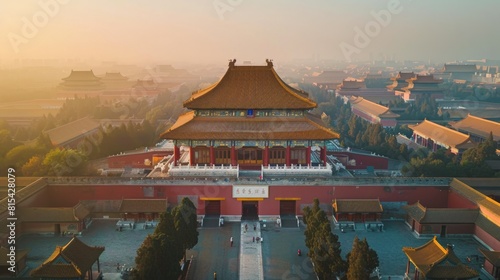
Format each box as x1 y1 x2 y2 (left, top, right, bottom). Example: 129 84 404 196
232 185 269 198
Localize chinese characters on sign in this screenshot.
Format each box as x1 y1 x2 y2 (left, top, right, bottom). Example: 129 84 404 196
232 185 269 198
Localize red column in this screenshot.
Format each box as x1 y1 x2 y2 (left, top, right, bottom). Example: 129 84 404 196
321 146 327 165
189 146 195 166
231 146 237 166
174 145 180 165
306 146 311 165
285 146 291 166
263 146 269 166
209 146 215 165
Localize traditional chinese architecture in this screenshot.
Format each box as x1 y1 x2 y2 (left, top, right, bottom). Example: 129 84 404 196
119 199 169 221
401 74 444 102
478 248 500 279
58 70 104 98
305 70 348 89
18 203 90 235
402 236 479 279
449 114 500 144
409 119 475 154
440 64 477 82
132 79 161 96
332 199 383 222
336 79 399 105
403 201 479 236
387 71 416 96
43 117 101 148
349 96 400 127
30 237 104 280
160 59 340 174
100 72 130 89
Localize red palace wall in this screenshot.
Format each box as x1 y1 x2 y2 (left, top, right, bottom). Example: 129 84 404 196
45 184 449 215
447 189 477 209
329 152 389 170
474 225 500 251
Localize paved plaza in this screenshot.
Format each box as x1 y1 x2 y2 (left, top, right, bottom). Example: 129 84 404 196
18 219 491 279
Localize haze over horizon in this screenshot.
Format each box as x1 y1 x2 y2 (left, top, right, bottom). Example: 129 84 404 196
1 0 499 66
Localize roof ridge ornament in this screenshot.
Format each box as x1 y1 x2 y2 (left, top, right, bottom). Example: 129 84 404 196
266 58 273 67
228 59 236 67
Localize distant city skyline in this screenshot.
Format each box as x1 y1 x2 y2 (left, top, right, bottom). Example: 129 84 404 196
1 0 499 65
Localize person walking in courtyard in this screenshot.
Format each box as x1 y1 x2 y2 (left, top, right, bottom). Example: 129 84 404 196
213 271 217 280
230 236 233 247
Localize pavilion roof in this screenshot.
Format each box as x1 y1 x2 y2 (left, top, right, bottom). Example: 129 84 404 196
403 236 478 278
119 199 168 213
62 70 100 81
449 114 500 141
31 237 104 278
408 120 475 149
160 111 339 141
395 72 416 80
44 117 100 146
349 97 400 119
332 199 383 213
183 60 316 110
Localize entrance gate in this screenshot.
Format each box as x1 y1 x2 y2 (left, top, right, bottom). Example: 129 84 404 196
241 201 258 220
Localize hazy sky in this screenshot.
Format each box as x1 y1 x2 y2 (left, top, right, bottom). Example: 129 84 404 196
1 0 499 65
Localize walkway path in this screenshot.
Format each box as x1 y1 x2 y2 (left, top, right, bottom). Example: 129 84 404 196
239 221 264 280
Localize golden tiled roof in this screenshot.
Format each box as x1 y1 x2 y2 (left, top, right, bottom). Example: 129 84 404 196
449 114 500 141
160 112 339 140
62 70 100 81
403 236 478 278
409 120 474 149
349 96 400 118
44 117 100 146
183 61 316 109
119 199 168 213
332 199 383 213
31 237 104 278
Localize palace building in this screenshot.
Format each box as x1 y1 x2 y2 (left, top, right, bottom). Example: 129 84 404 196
160 59 339 175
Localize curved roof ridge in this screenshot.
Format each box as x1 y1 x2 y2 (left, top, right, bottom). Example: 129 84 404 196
183 60 317 109
269 67 314 105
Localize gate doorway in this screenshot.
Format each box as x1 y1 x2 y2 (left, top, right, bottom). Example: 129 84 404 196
440 225 447 237
242 201 258 220
280 200 296 217
205 201 221 217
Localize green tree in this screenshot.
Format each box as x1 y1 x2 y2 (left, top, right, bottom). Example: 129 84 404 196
173 197 199 260
43 148 89 176
22 156 48 176
4 145 46 172
303 199 345 278
346 237 379 280
132 233 182 280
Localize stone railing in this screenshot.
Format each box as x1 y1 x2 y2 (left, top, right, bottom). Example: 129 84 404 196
44 176 452 187
262 163 332 177
168 164 239 178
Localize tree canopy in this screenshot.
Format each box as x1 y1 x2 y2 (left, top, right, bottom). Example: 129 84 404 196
133 198 199 280
303 198 345 278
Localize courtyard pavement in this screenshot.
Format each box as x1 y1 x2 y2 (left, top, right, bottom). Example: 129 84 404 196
17 219 492 280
